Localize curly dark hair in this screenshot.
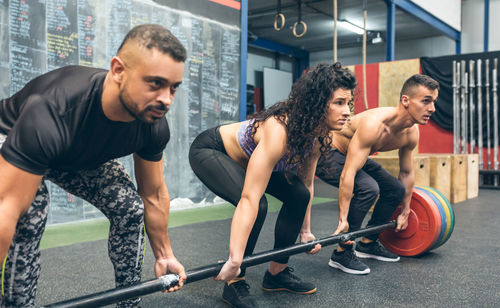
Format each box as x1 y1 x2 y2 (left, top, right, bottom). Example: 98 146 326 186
250 62 357 166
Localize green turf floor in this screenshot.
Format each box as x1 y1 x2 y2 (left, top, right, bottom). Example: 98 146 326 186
40 195 335 250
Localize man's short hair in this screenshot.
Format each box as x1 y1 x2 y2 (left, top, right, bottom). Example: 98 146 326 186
400 74 439 100
117 24 187 62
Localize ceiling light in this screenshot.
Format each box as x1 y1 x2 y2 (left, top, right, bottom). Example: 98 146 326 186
372 32 383 44
338 20 364 35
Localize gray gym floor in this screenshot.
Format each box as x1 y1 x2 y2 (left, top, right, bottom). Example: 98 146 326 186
36 180 500 307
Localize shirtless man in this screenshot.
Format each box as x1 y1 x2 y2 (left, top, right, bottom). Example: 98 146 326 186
305 74 439 274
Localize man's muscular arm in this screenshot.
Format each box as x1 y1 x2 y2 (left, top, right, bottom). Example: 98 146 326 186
396 126 419 231
335 121 381 234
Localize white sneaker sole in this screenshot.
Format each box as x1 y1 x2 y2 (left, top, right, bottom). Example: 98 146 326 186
355 250 400 262
328 259 370 275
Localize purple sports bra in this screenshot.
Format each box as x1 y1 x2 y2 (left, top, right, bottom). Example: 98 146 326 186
237 119 293 171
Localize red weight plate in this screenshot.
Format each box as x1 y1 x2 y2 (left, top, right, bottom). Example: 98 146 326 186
379 188 442 256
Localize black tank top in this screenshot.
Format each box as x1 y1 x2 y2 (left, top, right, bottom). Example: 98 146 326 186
0 65 170 175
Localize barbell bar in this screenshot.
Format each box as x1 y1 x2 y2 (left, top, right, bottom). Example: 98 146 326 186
42 221 396 308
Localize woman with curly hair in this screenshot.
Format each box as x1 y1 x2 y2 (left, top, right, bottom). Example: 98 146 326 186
189 62 356 307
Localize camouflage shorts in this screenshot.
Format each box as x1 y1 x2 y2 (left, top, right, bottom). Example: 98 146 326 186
1 134 145 308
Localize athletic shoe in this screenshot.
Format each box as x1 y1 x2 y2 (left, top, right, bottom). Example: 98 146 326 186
222 280 258 308
355 240 400 262
328 247 370 274
262 267 317 294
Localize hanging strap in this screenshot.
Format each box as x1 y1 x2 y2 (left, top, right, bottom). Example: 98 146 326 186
273 0 286 31
293 0 307 38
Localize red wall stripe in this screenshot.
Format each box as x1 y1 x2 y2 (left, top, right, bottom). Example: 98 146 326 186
208 0 241 10
418 120 453 153
418 62 455 154
353 63 379 113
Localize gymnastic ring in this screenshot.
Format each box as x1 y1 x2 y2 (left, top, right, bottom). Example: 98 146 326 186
292 20 307 38
273 13 285 31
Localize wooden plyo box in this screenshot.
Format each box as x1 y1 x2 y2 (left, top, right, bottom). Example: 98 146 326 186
413 156 431 187
466 154 479 199
370 153 473 204
449 154 467 204
369 155 430 186
417 153 474 204
424 154 452 201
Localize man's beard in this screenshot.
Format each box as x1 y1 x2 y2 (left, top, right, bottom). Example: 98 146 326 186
118 86 168 124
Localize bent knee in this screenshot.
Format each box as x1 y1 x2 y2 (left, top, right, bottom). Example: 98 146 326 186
114 193 144 228
355 183 380 202
292 184 311 206
393 182 406 201
382 181 406 205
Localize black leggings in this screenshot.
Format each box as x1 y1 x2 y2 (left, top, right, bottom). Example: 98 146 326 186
189 127 310 272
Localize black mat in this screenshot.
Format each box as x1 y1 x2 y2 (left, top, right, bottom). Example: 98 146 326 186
36 181 500 307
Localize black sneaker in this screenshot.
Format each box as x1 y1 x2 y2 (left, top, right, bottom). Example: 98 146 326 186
355 240 400 262
222 280 258 308
328 248 370 274
262 267 317 294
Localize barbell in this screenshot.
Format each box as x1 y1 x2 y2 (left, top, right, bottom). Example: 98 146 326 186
380 185 455 256
42 187 454 307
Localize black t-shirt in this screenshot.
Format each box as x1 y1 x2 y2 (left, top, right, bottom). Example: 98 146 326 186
0 65 170 175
